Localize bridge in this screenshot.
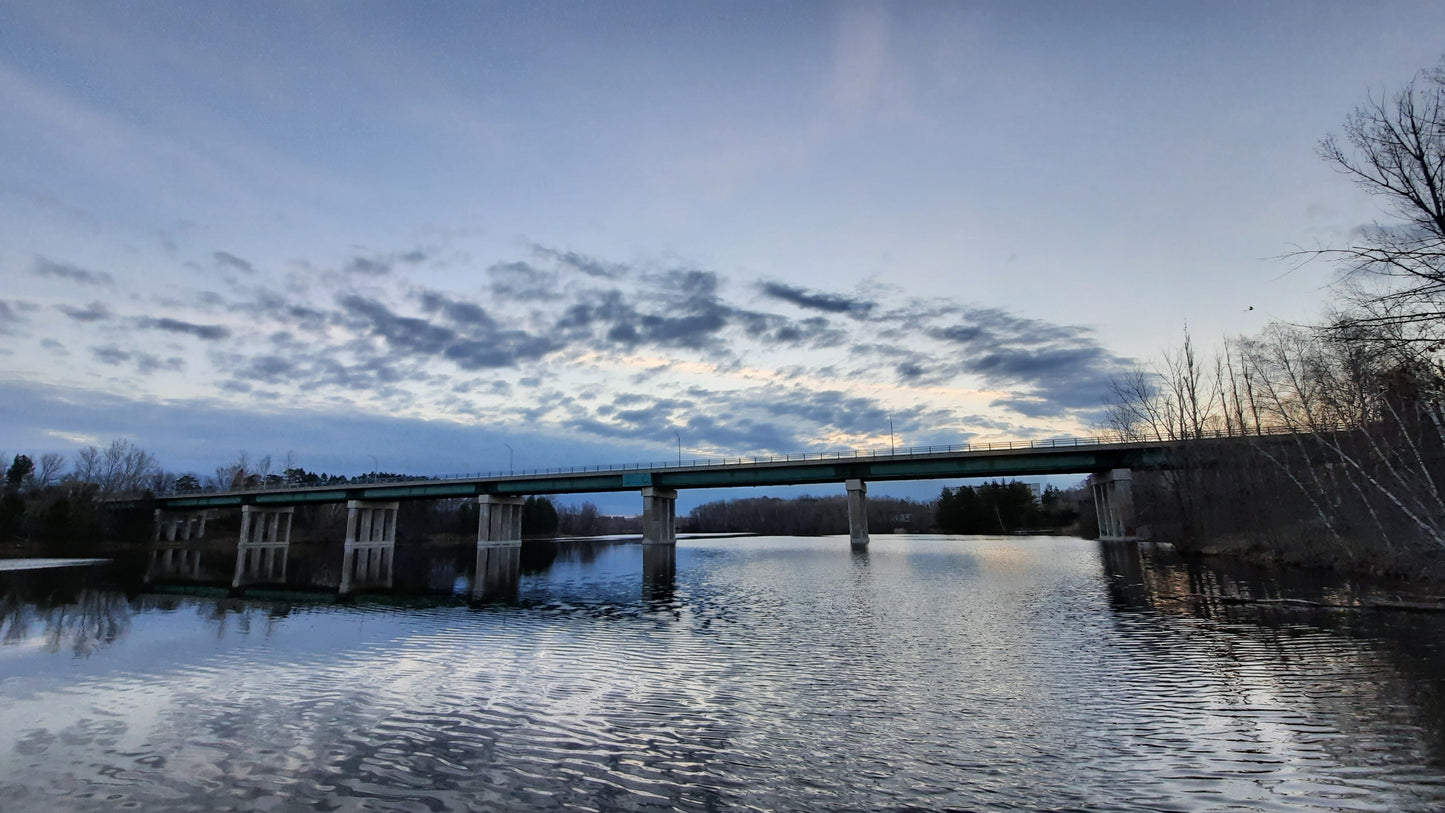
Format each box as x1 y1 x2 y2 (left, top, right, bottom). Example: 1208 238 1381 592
134 435 1169 600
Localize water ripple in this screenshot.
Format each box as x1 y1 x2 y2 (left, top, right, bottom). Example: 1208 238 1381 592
3 537 1445 810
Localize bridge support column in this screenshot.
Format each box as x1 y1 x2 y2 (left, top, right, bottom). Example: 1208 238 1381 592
1091 469 1136 542
153 509 209 543
846 479 869 548
474 495 524 602
232 505 293 588
641 487 677 546
341 500 398 595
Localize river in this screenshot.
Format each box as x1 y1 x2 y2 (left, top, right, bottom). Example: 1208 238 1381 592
2 535 1443 811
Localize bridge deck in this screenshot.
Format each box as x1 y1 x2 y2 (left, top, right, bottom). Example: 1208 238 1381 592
128 438 1171 510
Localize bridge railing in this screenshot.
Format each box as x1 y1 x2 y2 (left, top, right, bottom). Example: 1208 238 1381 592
150 425 1326 500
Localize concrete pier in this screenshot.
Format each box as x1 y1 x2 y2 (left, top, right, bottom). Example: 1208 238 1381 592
1091 468 1136 542
846 479 869 548
341 500 398 595
152 509 209 543
474 495 524 602
232 505 294 588
641 487 677 546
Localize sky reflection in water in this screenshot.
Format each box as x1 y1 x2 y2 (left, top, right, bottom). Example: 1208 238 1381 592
2 536 1444 812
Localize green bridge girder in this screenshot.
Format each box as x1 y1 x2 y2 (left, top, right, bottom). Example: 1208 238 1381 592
123 442 1171 511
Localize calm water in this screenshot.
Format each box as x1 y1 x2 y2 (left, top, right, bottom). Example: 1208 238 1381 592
3 535 1445 812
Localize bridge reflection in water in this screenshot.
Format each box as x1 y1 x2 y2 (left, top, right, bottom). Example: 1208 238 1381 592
143 534 678 604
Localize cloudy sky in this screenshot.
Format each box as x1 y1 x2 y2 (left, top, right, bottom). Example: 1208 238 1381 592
2 1 1443 507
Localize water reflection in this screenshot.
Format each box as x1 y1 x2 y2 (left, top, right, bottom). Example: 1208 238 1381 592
0 567 132 656
3 536 1445 812
473 542 521 602
642 543 676 601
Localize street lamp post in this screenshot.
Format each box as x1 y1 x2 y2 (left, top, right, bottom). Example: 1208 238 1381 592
889 417 895 454
504 443 514 474
674 431 682 465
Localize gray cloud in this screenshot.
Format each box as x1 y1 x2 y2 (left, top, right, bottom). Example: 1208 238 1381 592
760 281 875 316
340 293 560 370
56 302 112 322
0 300 26 334
135 353 185 375
343 249 429 276
214 251 255 274
921 306 1133 417
91 345 130 365
532 244 624 278
487 261 559 302
137 317 232 340
345 257 390 275
46 241 1133 441
418 290 496 328
33 257 114 287
90 345 183 375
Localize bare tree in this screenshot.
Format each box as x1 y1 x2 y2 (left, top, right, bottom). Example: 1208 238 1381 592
33 453 65 490
1104 328 1224 441
71 439 160 498
1313 57 1445 354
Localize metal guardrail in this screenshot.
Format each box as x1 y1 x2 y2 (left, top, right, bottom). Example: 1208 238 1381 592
148 425 1322 500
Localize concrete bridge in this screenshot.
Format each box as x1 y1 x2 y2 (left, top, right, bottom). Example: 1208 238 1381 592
135 436 1168 600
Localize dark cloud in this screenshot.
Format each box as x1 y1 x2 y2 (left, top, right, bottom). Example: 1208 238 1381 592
913 305 1134 416
487 261 559 302
532 245 624 278
56 302 112 322
242 355 297 383
418 290 496 328
33 257 114 287
343 249 428 276
135 353 185 375
554 272 734 352
733 311 844 348
137 317 232 340
760 281 875 316
90 345 183 375
92 345 131 365
345 257 391 275
0 300 26 334
989 396 1067 419
339 293 560 370
213 251 255 274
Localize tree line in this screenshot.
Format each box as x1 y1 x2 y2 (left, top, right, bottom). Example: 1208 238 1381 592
936 482 1081 535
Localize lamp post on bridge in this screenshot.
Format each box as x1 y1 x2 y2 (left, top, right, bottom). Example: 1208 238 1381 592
368 455 379 483
504 443 514 474
674 431 682 465
889 417 895 455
